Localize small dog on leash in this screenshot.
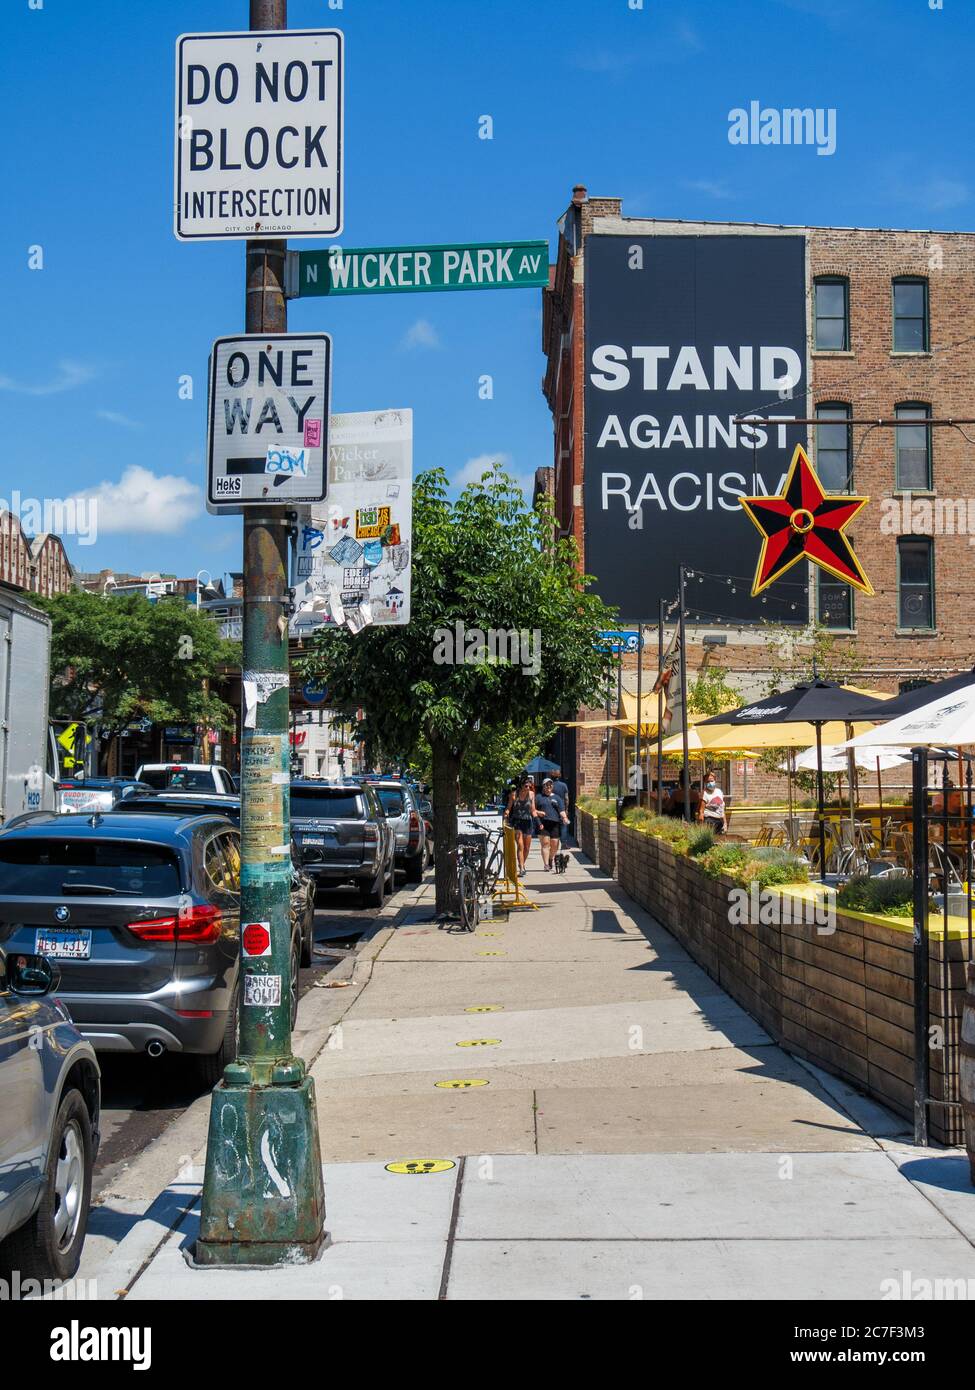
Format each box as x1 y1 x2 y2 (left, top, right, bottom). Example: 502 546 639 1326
552 852 569 875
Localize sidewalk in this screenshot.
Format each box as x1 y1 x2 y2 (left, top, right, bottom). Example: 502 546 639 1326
88 847 975 1300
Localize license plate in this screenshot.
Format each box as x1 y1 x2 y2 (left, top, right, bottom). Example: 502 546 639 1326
303 836 326 846
35 929 92 960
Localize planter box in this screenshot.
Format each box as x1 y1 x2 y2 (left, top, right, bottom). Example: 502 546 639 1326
616 823 962 1144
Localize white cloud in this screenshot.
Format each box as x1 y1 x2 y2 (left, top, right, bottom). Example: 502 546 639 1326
455 453 511 487
96 409 142 429
69 466 202 535
0 360 96 395
455 453 536 503
401 318 441 350
683 178 735 201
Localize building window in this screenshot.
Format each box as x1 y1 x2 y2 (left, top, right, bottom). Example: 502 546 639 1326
818 571 854 630
897 537 934 629
894 403 932 491
892 278 929 352
815 402 852 491
814 277 849 350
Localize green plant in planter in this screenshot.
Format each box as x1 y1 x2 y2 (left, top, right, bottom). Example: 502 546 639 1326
699 843 748 879
837 873 917 918
742 857 811 889
687 825 716 857
578 795 615 819
622 806 654 828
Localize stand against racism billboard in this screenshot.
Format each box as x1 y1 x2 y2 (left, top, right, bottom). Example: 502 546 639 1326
583 234 808 623
291 409 412 635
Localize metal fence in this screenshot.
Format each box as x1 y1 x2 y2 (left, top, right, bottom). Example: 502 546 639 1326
911 747 973 1146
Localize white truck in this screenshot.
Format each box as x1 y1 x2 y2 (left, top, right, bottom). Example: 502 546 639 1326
0 589 58 822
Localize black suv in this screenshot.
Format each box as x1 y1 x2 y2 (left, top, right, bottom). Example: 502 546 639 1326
0 811 307 1085
290 781 395 907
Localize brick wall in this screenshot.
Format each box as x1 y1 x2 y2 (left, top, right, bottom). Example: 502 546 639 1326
612 824 963 1143
542 195 975 802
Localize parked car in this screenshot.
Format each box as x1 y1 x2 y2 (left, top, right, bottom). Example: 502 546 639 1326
368 779 428 883
0 946 100 1281
135 763 236 794
0 810 306 1086
290 780 395 907
54 777 154 816
111 793 316 965
416 794 434 865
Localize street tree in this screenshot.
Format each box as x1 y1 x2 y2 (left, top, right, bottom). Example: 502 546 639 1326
299 464 615 911
406 716 555 810
36 590 239 769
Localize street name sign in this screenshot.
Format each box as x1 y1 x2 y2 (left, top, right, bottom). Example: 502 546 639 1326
206 333 332 513
175 29 343 241
286 241 549 298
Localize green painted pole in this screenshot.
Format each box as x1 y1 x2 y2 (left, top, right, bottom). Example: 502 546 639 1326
196 0 326 1267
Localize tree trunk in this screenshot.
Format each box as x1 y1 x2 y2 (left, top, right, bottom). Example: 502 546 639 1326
431 737 461 915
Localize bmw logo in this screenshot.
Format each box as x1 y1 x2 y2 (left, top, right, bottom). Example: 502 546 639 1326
55 906 70 923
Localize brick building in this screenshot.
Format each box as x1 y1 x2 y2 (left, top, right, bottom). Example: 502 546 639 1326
541 188 975 802
0 511 74 598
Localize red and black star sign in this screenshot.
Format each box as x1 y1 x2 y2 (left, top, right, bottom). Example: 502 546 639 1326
740 444 874 598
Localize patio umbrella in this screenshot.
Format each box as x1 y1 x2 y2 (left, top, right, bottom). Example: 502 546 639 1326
524 755 561 775
842 683 975 750
845 668 975 722
698 680 890 882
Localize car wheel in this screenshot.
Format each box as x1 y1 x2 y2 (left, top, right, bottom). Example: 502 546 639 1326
404 851 424 884
196 982 240 1088
290 933 301 1030
0 1089 93 1282
300 897 314 967
358 866 385 909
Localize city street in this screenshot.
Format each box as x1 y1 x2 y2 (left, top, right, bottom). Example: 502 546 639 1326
91 879 413 1202
4 0 975 1349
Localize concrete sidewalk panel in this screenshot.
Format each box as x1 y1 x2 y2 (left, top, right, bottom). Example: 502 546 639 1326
319 1089 536 1162
347 958 726 1020
313 996 770 1080
445 1235 975 1301
454 1152 946 1241
533 1079 874 1153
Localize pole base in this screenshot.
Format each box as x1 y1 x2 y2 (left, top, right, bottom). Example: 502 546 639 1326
195 1073 326 1268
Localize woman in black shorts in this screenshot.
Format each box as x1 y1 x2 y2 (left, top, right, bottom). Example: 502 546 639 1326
504 774 537 876
534 778 568 871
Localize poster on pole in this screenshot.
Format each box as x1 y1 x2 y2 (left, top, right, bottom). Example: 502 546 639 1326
175 28 343 241
290 410 413 635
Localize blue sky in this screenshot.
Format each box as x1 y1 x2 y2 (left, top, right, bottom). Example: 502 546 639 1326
3 0 972 583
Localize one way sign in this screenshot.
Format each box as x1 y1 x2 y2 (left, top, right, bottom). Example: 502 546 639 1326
206 333 331 512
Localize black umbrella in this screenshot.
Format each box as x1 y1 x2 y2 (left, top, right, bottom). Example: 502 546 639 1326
846 668 975 722
699 680 876 882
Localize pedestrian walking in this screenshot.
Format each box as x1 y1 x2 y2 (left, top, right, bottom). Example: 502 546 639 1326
551 764 571 847
535 778 568 871
504 774 537 876
700 774 727 834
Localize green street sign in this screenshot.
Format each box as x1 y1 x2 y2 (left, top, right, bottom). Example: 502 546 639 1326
286 240 550 298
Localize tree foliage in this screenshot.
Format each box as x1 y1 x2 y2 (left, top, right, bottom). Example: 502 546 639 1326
299 464 615 906
37 591 239 749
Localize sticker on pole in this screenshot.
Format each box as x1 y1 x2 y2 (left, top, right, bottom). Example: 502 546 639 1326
242 921 272 958
207 333 331 511
243 973 282 1007
174 29 343 241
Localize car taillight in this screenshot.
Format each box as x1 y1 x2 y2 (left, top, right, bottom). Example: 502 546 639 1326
408 810 421 845
129 905 223 944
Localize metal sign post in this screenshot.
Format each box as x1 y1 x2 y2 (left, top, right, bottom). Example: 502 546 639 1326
196 0 326 1269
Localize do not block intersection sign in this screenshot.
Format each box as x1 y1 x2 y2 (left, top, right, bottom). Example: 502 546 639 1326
175 28 343 241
